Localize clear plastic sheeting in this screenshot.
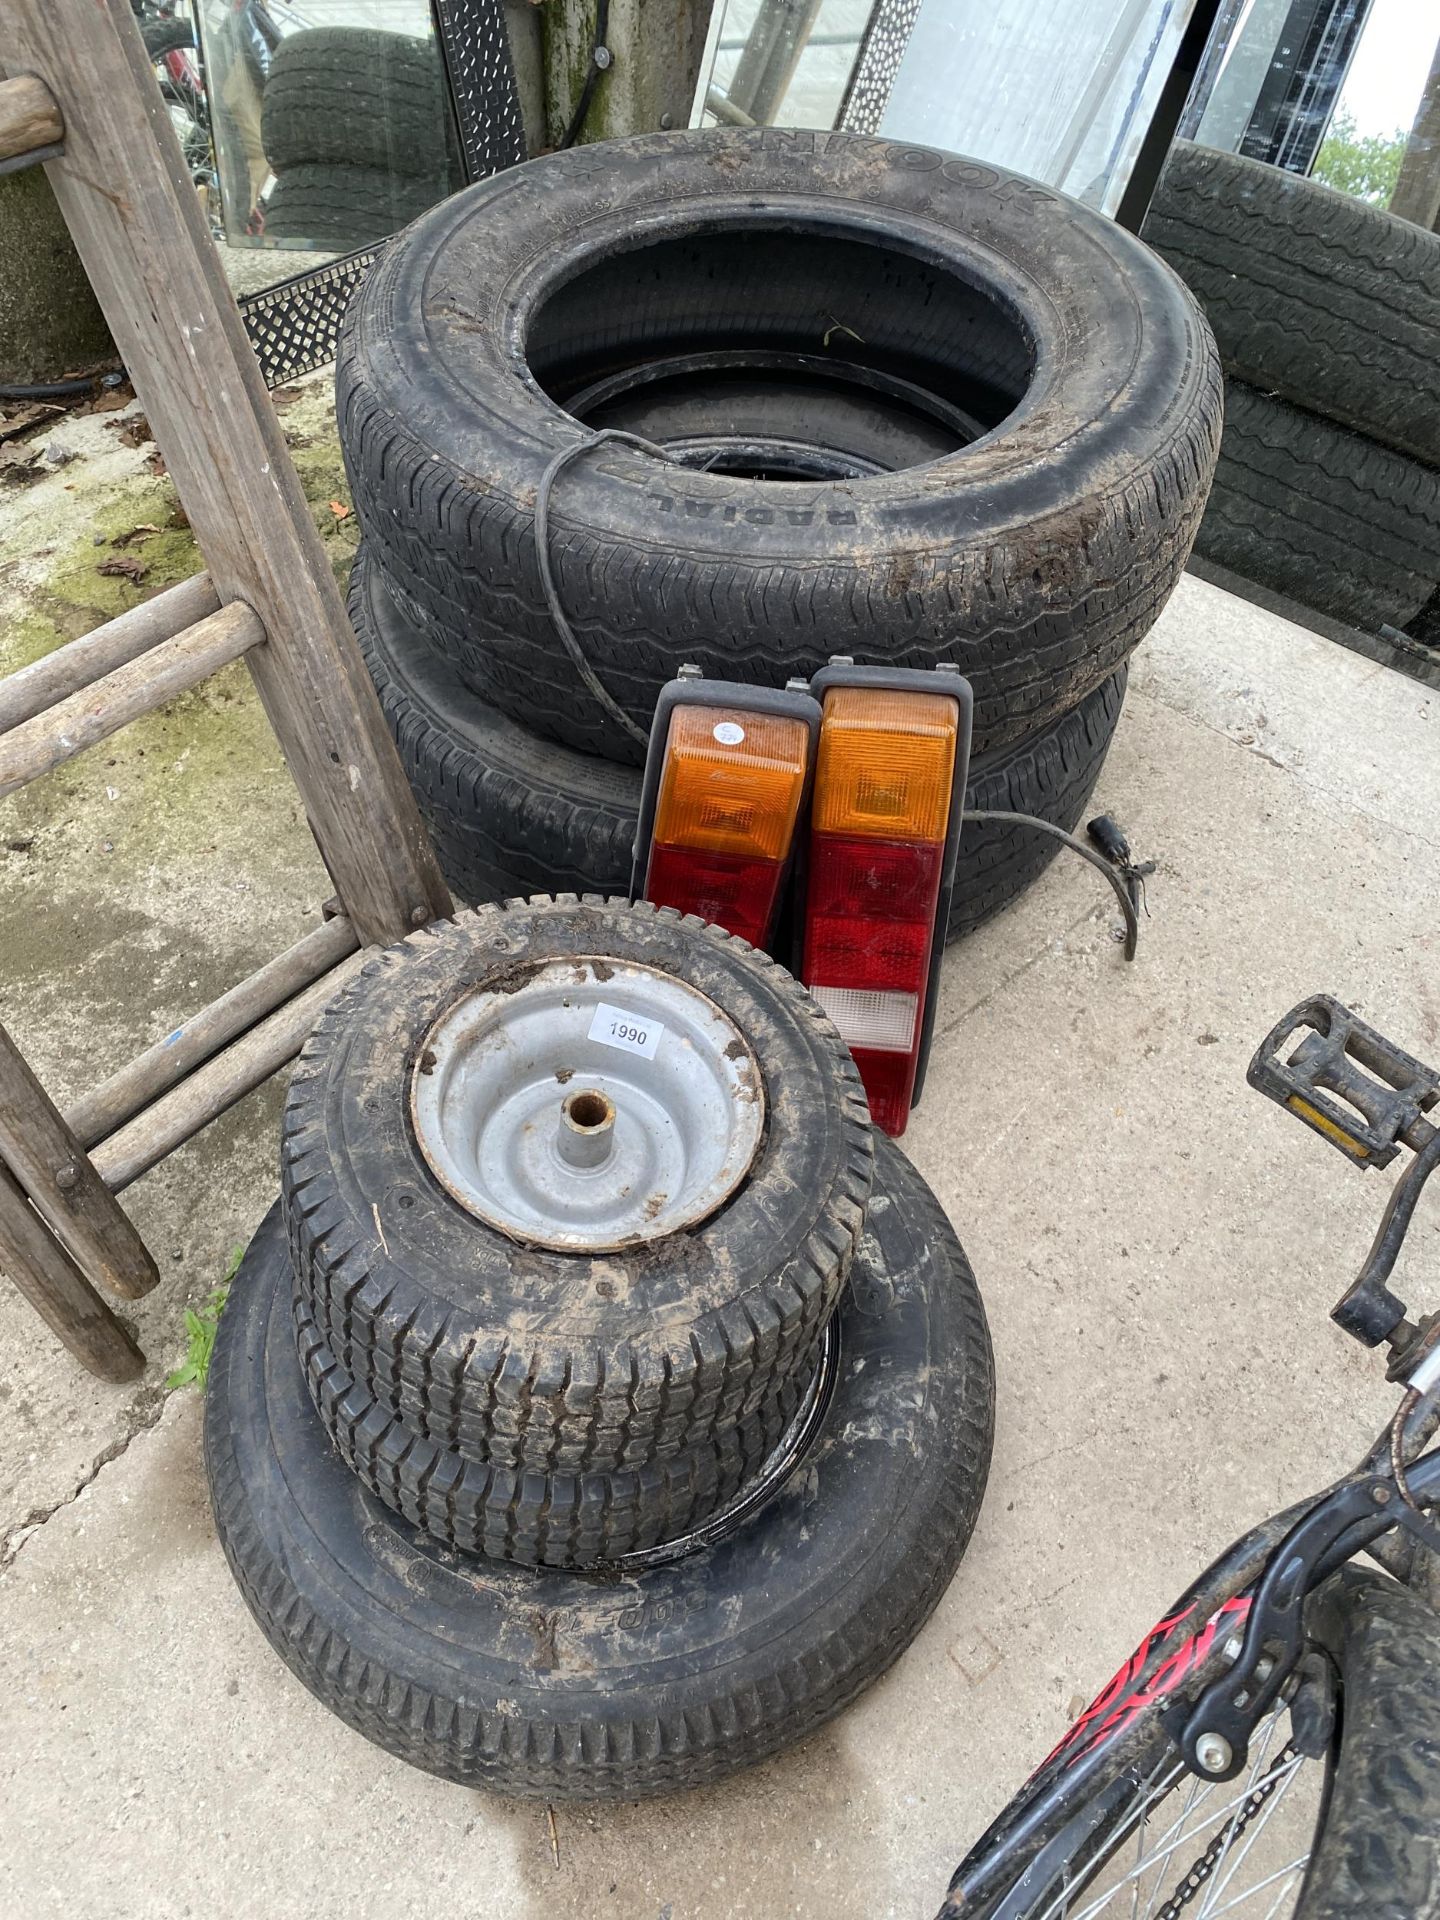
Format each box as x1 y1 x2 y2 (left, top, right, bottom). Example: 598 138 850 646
877 0 1201 213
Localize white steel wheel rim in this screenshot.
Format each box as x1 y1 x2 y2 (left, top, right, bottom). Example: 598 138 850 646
409 957 765 1252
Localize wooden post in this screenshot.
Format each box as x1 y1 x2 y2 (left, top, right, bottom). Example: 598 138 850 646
0 1023 158 1300
544 0 716 144
1 0 451 947
1390 34 1440 233
0 1163 143 1383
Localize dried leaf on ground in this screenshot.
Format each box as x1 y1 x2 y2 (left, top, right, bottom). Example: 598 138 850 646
87 383 134 413
0 442 44 484
97 555 149 584
327 500 351 519
111 523 160 549
0 402 60 443
109 413 154 448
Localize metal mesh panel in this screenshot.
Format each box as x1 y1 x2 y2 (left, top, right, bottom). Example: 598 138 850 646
837 0 921 134
240 251 382 386
434 0 527 179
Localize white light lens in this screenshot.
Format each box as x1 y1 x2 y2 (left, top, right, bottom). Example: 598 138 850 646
809 985 918 1051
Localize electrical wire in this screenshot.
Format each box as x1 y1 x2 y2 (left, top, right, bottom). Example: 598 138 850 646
558 0 612 148
961 810 1142 959
533 426 701 753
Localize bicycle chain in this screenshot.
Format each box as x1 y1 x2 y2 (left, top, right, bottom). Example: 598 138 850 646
1153 1743 1300 1919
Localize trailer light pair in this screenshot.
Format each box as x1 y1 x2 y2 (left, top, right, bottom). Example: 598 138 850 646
633 662 972 1137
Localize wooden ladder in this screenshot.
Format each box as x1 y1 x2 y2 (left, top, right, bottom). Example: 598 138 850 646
0 1 453 1381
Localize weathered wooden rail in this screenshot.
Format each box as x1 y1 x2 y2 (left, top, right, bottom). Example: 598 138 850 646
0 2 452 1379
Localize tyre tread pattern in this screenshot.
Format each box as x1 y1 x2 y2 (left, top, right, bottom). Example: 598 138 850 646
1300 1570 1440 1920
205 1164 996 1798
1143 141 1440 466
281 898 874 1483
1195 382 1440 630
293 1293 809 1567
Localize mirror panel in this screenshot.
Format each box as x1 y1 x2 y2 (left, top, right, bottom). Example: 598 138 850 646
189 1 464 259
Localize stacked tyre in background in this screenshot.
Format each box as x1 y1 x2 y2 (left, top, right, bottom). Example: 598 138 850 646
336 130 1222 932
260 28 464 252
1142 141 1440 640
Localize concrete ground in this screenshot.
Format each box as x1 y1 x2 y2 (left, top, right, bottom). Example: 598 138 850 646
2 383 1438 1919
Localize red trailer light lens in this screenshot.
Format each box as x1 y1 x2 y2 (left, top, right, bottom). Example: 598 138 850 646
643 704 810 946
802 688 959 1135
644 844 783 948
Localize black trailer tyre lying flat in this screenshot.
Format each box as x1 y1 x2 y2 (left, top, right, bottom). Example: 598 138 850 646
283 897 873 1488
207 1141 995 1799
1195 382 1440 632
1142 141 1440 468
293 1292 809 1567
337 127 1220 765
349 547 1127 942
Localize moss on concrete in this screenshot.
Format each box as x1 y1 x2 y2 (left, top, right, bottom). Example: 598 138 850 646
0 371 353 1088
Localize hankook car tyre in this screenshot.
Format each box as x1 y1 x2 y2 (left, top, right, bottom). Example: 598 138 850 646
337 128 1220 764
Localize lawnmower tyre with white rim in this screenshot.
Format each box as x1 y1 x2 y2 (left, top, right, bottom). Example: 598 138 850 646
281 896 873 1565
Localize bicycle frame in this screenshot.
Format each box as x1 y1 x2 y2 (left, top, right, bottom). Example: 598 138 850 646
943 1444 1440 1916
943 994 1440 1918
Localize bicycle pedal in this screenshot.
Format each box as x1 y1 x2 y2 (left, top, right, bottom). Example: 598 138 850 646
1248 995 1440 1170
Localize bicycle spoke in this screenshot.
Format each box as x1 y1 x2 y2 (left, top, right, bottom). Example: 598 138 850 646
1139 1771 1210 1920
1199 1756 1305 1915
1072 1773 1275 1910
1033 1704 1313 1920
1260 1872 1305 1920
1195 1713 1287 1918
1201 1856 1309 1918
1134 1774 1203 1920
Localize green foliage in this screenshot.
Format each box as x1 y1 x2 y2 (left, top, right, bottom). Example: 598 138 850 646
1313 108 1407 207
165 1243 244 1390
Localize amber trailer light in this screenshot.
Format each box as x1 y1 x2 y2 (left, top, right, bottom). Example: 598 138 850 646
802 664 972 1136
632 674 821 949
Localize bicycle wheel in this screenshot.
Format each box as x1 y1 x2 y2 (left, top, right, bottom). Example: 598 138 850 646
940 1568 1440 1920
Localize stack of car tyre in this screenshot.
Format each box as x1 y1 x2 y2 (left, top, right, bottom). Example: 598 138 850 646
205 892 997 1795
1142 140 1440 641
260 28 463 252
334 129 1223 936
